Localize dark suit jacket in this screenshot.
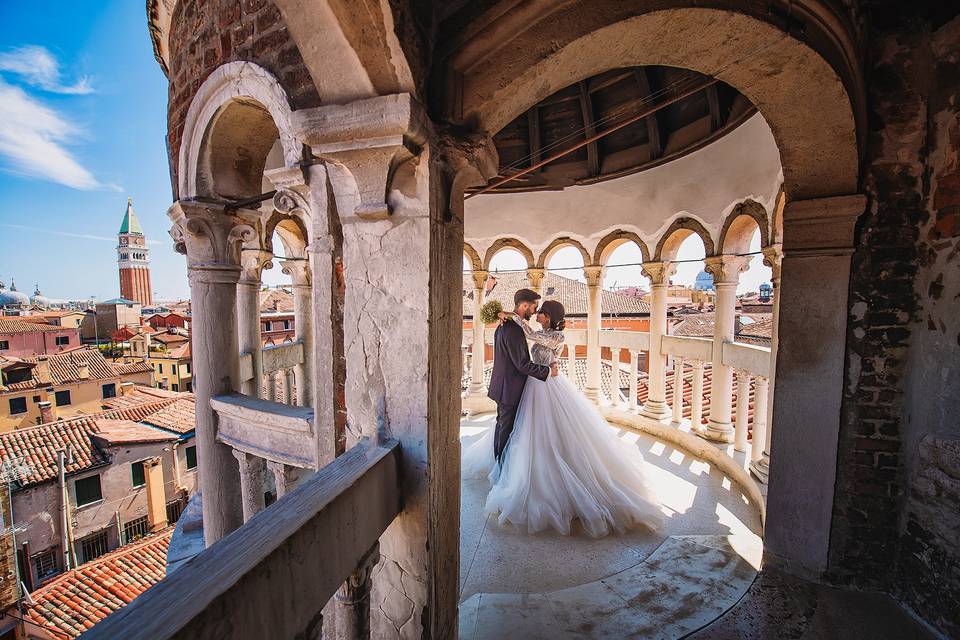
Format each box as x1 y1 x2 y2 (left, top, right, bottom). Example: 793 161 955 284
487 320 550 407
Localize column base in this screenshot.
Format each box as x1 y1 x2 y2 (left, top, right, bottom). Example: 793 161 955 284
750 455 770 484
639 400 671 420
584 387 602 405
462 392 496 415
699 419 735 443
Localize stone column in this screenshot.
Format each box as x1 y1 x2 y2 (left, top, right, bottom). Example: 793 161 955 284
267 460 298 499
751 376 769 463
671 357 685 424
734 370 752 452
640 261 675 419
583 265 605 403
764 195 864 578
751 244 782 482
293 94 482 638
690 360 705 428
238 250 272 398
168 201 257 546
281 258 313 408
628 351 639 411
232 450 266 522
335 543 380 640
468 271 488 395
700 254 750 442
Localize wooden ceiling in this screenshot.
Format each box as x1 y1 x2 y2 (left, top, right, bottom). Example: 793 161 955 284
477 66 757 193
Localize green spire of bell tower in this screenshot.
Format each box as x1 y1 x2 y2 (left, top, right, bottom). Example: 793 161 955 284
119 197 144 235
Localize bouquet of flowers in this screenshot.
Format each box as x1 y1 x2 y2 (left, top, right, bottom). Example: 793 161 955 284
479 300 504 325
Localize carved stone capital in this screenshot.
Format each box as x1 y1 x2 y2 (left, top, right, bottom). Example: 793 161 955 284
280 258 311 287
782 194 865 257
471 269 490 292
240 249 274 284
735 369 752 384
292 93 429 221
641 261 676 286
436 125 500 221
525 268 546 291
704 255 751 285
583 265 605 288
761 243 784 285
168 201 259 278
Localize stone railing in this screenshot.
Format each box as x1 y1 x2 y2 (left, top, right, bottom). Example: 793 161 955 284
241 341 303 405
81 439 401 640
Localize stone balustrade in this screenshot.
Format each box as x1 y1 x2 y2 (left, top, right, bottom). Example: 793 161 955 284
241 342 304 406
82 439 401 640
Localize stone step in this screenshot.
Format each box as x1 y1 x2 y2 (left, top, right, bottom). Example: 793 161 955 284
459 534 760 640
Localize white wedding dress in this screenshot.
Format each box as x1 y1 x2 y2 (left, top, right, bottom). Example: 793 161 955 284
463 315 663 538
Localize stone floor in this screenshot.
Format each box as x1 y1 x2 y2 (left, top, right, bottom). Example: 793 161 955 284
459 415 764 639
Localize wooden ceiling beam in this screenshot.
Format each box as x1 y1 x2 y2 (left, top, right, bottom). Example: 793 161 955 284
578 80 600 177
632 68 664 160
705 84 724 132
526 106 541 172
587 70 633 95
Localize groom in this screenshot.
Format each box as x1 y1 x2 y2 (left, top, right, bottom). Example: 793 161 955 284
488 288 558 463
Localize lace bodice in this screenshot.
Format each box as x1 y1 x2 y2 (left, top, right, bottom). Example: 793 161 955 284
509 314 564 366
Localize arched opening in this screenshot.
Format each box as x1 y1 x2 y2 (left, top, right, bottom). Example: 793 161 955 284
199 99 280 200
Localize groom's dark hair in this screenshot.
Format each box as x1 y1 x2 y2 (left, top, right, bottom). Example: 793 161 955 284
514 288 541 306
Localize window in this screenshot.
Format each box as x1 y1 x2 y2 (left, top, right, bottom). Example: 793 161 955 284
157 364 163 374
185 363 190 374
8 397 27 415
0 340 8 351
131 462 145 488
78 530 109 564
32 395 40 403
172 364 177 375
122 516 149 544
54 390 71 407
185 446 197 470
74 475 102 507
166 500 184 525
283 320 290 330
55 335 70 346
172 383 179 392
102 383 117 399
32 548 60 582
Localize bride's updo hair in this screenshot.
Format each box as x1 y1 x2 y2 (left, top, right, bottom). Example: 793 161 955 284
539 300 566 331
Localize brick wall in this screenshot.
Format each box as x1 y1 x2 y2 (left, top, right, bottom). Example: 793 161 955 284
831 10 960 637
166 0 321 194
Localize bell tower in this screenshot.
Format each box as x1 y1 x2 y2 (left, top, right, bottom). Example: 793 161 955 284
117 197 153 306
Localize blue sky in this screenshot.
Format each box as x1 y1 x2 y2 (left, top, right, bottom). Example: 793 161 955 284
0 2 188 302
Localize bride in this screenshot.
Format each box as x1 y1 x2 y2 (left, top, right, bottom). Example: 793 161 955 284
463 300 663 538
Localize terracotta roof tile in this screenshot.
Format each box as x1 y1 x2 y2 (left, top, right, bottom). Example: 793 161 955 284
19 349 117 386
0 318 66 334
25 530 172 639
112 361 154 375
463 272 650 317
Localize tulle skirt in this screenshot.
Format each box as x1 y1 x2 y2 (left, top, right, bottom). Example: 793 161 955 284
462 373 663 538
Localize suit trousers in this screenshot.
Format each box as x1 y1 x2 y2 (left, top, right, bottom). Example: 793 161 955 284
494 401 520 464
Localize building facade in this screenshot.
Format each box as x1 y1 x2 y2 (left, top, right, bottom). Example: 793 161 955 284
0 318 79 358
117 198 153 307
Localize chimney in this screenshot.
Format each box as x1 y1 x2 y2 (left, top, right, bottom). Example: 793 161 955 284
119 382 135 396
38 401 53 424
76 358 90 380
143 457 168 532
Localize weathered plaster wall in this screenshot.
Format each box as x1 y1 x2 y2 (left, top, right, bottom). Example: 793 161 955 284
831 11 960 637
464 113 782 260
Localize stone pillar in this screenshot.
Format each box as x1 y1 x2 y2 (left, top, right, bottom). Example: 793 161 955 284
672 357 685 424
238 250 272 398
751 244 782 482
169 201 256 546
583 265 605 403
267 460 298 499
466 270 489 395
628 351 639 411
751 376 769 463
734 370 751 452
282 259 313 408
640 261 675 419
232 450 266 522
700 254 750 442
764 195 864 578
335 543 380 640
690 360 705 429
293 94 478 638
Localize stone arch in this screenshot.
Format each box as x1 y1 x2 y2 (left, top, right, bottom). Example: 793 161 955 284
438 4 861 201
178 61 302 200
263 211 310 259
536 236 591 269
593 230 652 266
655 217 716 261
718 200 771 254
463 242 483 272
482 238 535 271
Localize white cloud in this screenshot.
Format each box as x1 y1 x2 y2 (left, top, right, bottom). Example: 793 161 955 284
0 45 92 94
0 76 115 191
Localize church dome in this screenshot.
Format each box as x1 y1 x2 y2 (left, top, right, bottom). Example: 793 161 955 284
0 280 30 307
31 284 51 308
693 270 715 291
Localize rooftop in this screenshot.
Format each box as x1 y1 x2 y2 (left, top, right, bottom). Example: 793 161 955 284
0 317 69 334
464 272 650 317
92 419 180 446
25 529 171 639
